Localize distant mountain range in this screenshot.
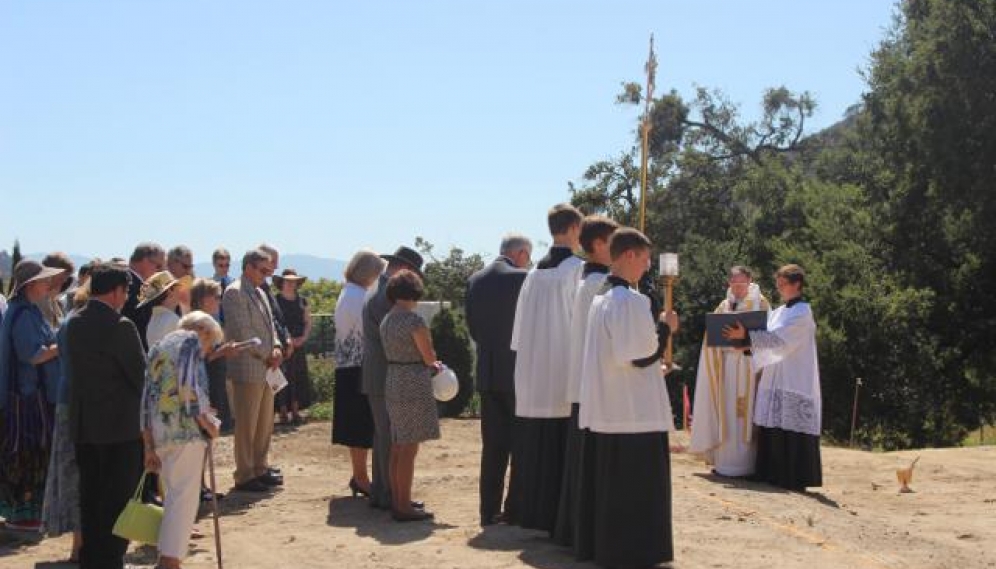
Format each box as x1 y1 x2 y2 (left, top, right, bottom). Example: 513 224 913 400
209 254 348 282
3 252 347 282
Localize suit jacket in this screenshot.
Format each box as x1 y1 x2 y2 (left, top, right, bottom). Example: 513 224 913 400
222 276 280 384
66 299 146 444
261 281 290 349
360 274 391 397
121 268 152 351
465 257 528 393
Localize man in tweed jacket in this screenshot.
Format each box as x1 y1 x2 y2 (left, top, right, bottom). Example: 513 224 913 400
223 248 284 492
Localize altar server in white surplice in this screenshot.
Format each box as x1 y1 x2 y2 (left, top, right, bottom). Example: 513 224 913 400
722 263 822 491
507 203 584 534
576 228 678 568
690 266 770 477
552 215 618 548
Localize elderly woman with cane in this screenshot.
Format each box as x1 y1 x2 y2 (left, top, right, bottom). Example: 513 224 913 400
141 311 223 569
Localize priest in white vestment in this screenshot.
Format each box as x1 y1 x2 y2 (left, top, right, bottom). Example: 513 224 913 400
690 267 770 477
723 263 822 490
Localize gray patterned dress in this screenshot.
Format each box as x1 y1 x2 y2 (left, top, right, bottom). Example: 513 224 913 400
380 310 440 444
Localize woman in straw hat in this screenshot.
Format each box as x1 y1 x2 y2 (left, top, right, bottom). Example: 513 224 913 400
273 269 314 425
141 311 223 569
0 260 66 531
141 271 184 349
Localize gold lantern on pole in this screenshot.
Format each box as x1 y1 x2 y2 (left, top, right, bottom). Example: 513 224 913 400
659 252 680 374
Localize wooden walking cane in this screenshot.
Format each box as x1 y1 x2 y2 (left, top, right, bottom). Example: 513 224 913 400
206 440 224 569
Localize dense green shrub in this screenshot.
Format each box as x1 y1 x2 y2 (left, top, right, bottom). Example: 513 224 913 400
430 307 475 418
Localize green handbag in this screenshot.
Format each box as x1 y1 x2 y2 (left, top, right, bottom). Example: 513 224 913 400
112 471 163 545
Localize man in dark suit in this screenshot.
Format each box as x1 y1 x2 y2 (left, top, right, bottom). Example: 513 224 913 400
465 233 532 526
66 263 147 569
121 242 165 351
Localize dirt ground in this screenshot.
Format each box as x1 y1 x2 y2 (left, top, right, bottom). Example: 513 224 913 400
2 419 994 569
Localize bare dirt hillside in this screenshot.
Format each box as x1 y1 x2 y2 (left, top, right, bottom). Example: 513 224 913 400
3 420 994 569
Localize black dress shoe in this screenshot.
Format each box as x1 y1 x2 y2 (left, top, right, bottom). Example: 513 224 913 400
234 479 270 493
267 466 282 475
480 513 504 526
258 472 284 487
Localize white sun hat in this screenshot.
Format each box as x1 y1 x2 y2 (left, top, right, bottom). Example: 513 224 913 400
431 366 459 402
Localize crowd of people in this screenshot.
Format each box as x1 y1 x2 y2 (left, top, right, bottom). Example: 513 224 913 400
0 243 315 568
0 204 823 569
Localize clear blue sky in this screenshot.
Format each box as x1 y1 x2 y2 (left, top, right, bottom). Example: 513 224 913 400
1 1 897 264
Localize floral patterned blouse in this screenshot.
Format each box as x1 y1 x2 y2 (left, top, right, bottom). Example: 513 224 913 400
141 330 212 447
334 282 367 368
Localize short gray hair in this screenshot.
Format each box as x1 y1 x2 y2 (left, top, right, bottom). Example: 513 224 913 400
257 243 279 259
729 265 753 279
344 249 386 287
130 242 164 264
241 248 271 271
179 310 224 346
499 233 532 256
168 245 193 263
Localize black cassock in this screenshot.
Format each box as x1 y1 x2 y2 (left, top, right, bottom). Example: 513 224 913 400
575 431 673 567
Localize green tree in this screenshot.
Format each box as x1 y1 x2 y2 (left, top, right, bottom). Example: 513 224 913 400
568 0 996 448
853 0 996 444
414 237 484 308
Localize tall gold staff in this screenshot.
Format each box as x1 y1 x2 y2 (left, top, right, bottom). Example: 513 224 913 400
638 34 656 234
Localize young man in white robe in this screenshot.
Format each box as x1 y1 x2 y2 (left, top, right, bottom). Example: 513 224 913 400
576 228 679 568
723 263 822 490
507 203 584 533
552 215 618 548
690 266 770 477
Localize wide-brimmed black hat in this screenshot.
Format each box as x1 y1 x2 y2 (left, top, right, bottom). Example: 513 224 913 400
381 246 424 278
272 268 308 288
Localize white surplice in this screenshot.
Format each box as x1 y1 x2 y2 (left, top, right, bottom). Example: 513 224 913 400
689 284 770 476
578 280 674 434
565 270 609 405
750 299 821 436
510 256 584 418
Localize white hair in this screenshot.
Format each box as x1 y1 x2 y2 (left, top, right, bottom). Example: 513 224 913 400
499 233 532 256
179 310 224 346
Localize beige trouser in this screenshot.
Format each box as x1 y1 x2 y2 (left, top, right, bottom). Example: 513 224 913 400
231 381 275 485
159 441 207 559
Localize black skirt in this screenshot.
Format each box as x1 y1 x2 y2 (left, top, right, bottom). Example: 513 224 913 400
331 367 374 448
581 431 673 568
276 349 314 410
506 416 569 533
752 426 822 490
553 404 583 546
